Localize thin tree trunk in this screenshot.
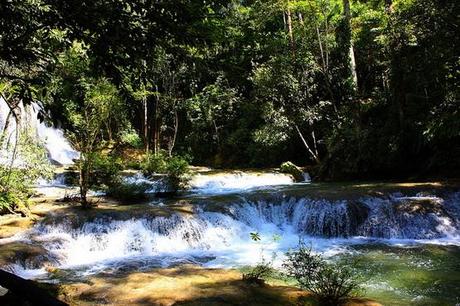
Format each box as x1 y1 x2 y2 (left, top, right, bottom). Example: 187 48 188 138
143 96 149 154
283 11 287 31
79 158 88 207
349 42 358 89
311 130 319 158
286 2 296 59
316 25 327 72
294 124 320 164
168 108 179 157
0 109 12 146
154 85 160 155
5 115 20 189
343 0 358 90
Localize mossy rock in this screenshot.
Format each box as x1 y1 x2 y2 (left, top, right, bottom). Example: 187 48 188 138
0 242 52 268
280 162 304 182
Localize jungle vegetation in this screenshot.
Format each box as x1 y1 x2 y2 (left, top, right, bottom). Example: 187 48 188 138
0 0 458 189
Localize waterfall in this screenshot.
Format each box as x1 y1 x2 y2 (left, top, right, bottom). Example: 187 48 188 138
3 192 459 277
0 98 78 165
189 171 300 194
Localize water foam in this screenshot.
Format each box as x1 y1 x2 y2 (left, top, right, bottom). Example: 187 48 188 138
190 171 298 194
4 193 459 278
0 98 78 165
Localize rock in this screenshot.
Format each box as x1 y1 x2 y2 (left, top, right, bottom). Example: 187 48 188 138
280 162 304 182
394 197 444 215
0 242 52 268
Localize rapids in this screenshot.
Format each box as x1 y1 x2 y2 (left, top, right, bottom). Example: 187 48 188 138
1 172 460 305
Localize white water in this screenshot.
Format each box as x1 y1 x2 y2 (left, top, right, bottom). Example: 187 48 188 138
0 98 78 165
119 170 304 195
189 171 302 194
3 192 459 279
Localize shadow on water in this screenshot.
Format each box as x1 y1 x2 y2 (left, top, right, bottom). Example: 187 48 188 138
2 179 460 305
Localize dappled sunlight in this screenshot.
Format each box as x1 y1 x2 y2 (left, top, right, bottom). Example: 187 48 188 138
60 265 308 306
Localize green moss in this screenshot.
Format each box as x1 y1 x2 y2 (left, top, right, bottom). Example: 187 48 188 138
280 162 304 182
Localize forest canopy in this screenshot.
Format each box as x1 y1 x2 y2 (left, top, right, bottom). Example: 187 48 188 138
1 0 459 179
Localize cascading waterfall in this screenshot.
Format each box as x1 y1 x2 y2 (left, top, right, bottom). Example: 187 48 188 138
3 192 459 278
0 98 78 165
189 171 304 194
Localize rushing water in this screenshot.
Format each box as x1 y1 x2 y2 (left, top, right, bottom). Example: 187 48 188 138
1 172 460 305
0 98 78 165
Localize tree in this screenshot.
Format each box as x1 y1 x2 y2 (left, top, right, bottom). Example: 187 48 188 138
44 42 129 207
342 0 358 90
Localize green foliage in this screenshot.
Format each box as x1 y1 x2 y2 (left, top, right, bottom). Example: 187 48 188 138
242 232 278 285
142 151 190 192
184 75 241 165
164 155 191 192
2 0 458 179
242 258 275 285
105 181 150 203
142 151 169 175
283 246 362 306
42 42 131 206
120 128 143 149
90 154 123 189
0 130 53 214
0 190 24 214
250 232 261 242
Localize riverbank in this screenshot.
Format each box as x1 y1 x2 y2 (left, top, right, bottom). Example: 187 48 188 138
1 179 459 305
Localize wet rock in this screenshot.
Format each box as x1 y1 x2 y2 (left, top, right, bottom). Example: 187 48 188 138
0 242 53 268
394 197 445 215
0 216 35 239
280 162 304 182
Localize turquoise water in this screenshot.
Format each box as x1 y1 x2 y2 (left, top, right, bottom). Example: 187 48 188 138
338 244 460 305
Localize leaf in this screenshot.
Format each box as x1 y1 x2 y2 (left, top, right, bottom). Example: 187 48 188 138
250 232 261 241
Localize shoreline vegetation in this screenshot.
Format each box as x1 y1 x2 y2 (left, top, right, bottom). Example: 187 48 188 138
1 0 458 304
1 178 458 305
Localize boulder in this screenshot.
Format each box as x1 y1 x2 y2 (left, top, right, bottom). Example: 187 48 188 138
280 162 304 182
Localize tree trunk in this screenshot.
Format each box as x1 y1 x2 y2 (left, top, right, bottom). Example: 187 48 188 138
79 157 89 208
153 85 160 155
294 124 320 164
5 116 19 189
0 109 12 146
143 96 149 154
212 119 220 150
343 0 358 90
168 108 179 157
286 4 296 59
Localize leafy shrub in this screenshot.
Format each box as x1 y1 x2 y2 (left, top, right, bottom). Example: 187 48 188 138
142 151 168 175
242 231 279 285
142 151 190 192
242 259 275 285
124 160 143 170
0 131 53 214
105 181 151 203
120 128 143 148
283 246 362 306
0 190 27 214
164 155 190 191
63 171 79 186
90 153 123 188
